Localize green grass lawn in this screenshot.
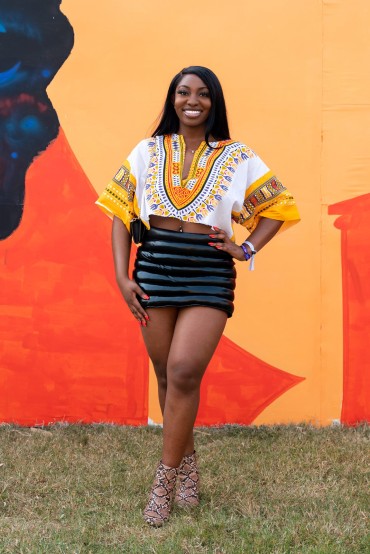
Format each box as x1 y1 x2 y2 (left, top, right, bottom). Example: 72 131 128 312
0 424 368 553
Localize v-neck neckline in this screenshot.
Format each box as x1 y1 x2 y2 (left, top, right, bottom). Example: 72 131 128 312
146 134 237 213
178 134 209 183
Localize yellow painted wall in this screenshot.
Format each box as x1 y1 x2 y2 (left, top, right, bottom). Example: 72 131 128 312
48 0 370 425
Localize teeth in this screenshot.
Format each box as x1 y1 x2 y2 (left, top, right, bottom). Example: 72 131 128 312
184 110 201 116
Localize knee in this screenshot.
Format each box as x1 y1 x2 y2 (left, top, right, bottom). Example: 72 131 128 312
168 361 202 394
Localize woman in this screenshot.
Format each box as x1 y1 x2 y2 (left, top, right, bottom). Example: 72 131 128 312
96 66 300 527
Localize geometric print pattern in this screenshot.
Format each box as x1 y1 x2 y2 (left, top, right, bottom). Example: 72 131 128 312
113 164 135 203
238 174 288 227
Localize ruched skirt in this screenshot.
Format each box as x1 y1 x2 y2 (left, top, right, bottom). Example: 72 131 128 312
133 227 236 317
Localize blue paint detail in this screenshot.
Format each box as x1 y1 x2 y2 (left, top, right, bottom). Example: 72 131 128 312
20 115 41 133
0 62 21 85
0 1 74 239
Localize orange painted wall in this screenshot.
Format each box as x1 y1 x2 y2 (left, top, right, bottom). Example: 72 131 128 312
1 0 369 425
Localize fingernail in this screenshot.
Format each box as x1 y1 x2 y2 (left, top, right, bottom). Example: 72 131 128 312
208 242 215 246
209 234 216 238
142 321 147 327
144 295 150 300
145 314 149 320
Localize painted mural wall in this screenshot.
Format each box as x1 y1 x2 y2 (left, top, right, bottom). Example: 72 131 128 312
0 0 368 426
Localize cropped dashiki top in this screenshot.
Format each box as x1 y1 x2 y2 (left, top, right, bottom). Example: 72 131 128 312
96 134 300 240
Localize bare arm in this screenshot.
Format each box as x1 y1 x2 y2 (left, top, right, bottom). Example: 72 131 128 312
243 217 283 254
112 216 149 325
208 217 284 262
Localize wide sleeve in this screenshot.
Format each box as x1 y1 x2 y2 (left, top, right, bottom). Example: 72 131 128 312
233 152 300 233
95 140 146 233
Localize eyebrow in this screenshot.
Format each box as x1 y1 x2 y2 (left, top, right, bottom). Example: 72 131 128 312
177 85 209 90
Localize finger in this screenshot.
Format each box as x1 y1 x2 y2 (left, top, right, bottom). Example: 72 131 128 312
209 229 226 240
208 241 225 250
132 299 150 324
132 284 150 301
130 305 149 326
212 226 227 235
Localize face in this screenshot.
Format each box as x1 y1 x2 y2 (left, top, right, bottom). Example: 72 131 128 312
173 73 211 133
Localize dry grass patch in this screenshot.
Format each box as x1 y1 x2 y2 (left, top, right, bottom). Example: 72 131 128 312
0 424 368 553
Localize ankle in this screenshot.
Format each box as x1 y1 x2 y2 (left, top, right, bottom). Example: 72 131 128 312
160 460 178 470
183 449 196 458
161 455 183 468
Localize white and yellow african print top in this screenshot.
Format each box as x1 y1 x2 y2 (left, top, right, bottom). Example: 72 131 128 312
96 134 300 240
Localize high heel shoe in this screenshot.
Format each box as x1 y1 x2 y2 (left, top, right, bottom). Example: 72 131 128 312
175 451 200 508
143 461 178 527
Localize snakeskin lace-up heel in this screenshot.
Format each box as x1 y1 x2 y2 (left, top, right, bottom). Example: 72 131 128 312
143 461 178 527
175 451 200 508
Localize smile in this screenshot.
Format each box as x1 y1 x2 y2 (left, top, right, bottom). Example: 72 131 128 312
183 110 201 118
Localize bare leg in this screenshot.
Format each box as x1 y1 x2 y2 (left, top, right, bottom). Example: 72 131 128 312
142 306 226 526
161 307 227 468
141 307 196 455
141 307 177 413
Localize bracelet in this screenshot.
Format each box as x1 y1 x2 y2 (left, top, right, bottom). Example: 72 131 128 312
241 243 252 261
241 240 257 271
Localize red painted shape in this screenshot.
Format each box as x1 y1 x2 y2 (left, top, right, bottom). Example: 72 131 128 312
0 130 148 425
329 194 370 425
196 335 305 425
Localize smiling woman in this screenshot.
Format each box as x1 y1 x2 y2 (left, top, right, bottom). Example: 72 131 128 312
96 65 300 526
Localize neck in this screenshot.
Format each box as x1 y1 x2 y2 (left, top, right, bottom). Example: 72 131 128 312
177 125 206 143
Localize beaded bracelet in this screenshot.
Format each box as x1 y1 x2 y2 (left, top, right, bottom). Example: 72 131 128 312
241 240 257 271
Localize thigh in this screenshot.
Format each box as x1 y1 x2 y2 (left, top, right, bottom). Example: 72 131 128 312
141 307 178 374
167 307 228 379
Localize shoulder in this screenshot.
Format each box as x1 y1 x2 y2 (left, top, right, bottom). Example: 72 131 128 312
223 140 258 159
130 137 152 153
127 138 153 163
217 140 259 166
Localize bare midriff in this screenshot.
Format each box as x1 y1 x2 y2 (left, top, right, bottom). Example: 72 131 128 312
149 215 213 235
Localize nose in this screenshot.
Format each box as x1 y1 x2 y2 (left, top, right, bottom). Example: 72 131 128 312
186 93 199 106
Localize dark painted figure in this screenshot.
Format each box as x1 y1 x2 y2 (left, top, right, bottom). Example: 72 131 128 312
0 0 73 239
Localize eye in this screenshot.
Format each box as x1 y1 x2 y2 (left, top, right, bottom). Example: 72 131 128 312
200 91 210 97
177 89 188 95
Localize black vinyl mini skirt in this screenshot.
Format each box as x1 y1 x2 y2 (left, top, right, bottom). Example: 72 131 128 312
133 227 236 318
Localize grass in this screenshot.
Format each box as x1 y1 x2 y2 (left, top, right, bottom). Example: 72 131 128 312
0 424 368 553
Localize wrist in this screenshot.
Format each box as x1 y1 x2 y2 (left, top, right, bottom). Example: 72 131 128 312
240 240 257 270
243 240 257 253
116 273 131 286
240 243 252 261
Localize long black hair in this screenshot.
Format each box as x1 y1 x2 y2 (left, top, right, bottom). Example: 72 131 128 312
152 66 231 145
